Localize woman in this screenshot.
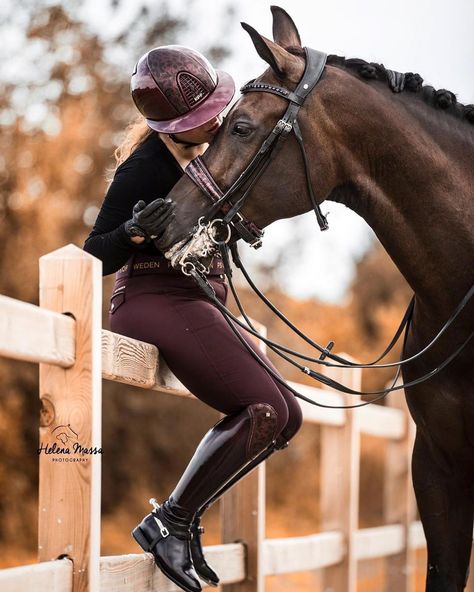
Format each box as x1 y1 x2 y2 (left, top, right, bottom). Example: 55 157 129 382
83 45 303 592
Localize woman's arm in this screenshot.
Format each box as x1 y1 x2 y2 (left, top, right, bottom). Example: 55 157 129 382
83 158 152 276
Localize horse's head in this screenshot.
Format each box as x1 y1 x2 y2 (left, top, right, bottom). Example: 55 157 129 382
157 7 347 271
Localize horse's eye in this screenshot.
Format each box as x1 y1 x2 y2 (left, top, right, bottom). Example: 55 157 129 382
232 123 252 137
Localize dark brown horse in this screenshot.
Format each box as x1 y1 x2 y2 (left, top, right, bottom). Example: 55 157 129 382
157 7 474 590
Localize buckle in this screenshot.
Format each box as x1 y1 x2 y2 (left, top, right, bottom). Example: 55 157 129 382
149 497 169 538
153 516 170 538
274 119 292 135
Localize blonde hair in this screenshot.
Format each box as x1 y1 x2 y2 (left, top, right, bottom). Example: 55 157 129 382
106 116 153 182
114 115 153 167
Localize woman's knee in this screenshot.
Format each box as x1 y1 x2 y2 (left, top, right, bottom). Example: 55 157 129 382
264 396 289 437
217 389 289 436
279 395 304 442
256 392 298 442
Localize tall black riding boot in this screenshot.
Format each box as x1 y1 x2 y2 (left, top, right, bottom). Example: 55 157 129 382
131 403 279 592
189 433 289 586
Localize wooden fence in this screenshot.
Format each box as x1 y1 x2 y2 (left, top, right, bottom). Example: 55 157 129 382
0 243 471 592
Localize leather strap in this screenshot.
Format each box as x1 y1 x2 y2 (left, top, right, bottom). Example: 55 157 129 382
186 46 329 247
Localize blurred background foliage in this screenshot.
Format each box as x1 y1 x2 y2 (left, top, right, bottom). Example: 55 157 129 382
0 1 413 583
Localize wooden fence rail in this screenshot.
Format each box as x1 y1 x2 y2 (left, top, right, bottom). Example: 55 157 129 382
0 243 471 592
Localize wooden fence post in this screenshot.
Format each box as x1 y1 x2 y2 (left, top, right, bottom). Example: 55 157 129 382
38 244 102 592
320 358 361 592
221 319 268 592
384 392 416 592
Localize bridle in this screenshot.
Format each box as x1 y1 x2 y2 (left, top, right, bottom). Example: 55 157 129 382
164 46 474 409
182 47 329 257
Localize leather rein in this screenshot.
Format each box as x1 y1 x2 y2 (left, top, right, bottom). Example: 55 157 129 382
172 46 474 409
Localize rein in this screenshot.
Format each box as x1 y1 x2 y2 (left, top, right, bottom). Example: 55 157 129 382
167 44 474 409
188 250 473 409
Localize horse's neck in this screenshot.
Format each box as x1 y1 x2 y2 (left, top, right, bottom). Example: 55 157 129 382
332 103 474 314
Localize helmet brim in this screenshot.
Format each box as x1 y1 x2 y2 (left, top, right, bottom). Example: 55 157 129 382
145 70 235 134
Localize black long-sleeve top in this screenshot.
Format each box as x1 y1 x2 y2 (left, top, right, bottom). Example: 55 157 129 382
83 132 184 276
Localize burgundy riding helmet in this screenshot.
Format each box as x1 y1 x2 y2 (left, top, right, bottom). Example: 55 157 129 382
130 45 235 134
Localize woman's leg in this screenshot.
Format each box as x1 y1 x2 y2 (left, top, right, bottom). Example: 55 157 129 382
110 280 295 436
187 317 303 542
131 400 279 592
111 278 303 591
230 320 304 441
111 278 303 503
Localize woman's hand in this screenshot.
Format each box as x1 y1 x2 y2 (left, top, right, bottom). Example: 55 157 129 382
124 198 175 242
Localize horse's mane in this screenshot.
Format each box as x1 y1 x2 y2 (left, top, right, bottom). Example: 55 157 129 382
286 46 474 126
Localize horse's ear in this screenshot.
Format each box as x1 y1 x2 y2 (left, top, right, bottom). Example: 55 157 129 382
241 22 300 79
270 6 301 48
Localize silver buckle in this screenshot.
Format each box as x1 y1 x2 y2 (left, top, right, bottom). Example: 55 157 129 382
154 516 170 538
275 119 292 135
233 212 264 249
149 498 169 538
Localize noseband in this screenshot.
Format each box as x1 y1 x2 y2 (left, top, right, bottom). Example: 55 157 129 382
183 47 329 258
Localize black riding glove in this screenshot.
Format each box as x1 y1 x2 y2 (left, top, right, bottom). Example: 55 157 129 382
124 198 175 242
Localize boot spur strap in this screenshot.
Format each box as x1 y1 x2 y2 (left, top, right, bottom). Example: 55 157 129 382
152 514 170 538
146 520 192 550
150 511 192 540
146 499 191 541
146 515 192 546
148 499 170 538
150 497 188 535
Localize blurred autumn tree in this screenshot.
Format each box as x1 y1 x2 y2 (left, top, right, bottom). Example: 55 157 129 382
0 0 412 569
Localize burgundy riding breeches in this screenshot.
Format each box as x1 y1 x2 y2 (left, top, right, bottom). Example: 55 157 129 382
108 255 303 442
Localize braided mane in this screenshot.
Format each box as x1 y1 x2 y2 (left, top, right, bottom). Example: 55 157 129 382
286 47 474 125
